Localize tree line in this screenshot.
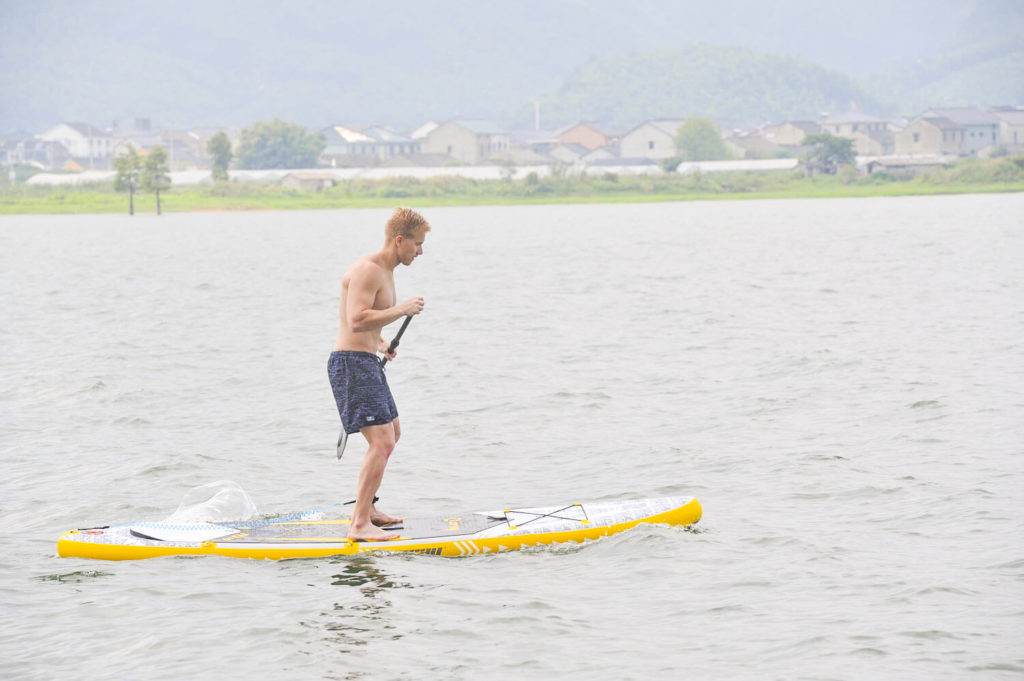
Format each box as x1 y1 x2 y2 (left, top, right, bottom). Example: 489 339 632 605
667 117 855 173
114 117 854 214
113 145 170 215
113 120 323 214
222 117 850 172
206 119 326 174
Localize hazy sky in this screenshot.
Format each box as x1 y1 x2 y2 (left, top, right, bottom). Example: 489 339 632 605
0 0 1017 132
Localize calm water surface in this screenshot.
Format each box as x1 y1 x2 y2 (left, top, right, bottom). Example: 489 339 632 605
1 194 1022 680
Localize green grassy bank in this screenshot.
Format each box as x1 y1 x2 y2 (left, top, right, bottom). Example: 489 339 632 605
2 156 1022 215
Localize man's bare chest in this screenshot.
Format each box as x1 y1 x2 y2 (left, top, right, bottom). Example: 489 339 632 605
373 278 396 309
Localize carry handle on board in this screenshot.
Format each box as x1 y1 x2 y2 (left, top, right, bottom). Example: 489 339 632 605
337 316 413 459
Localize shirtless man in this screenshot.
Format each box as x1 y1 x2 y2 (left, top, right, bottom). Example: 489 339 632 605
328 207 429 541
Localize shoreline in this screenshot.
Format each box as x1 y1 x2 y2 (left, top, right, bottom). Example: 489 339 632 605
2 163 1022 215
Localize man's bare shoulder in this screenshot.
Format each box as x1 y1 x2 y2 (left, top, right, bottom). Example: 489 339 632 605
345 254 388 282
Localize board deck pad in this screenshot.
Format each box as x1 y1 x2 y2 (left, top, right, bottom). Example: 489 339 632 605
216 513 505 543
58 495 702 561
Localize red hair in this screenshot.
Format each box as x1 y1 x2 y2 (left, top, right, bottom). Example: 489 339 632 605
385 207 430 241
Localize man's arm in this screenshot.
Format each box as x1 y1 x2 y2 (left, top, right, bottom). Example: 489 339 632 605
346 262 423 334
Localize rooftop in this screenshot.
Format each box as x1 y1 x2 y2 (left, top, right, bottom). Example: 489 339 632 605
922 107 1000 125
449 119 506 135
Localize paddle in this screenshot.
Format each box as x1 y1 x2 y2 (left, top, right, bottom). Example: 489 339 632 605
380 314 412 368
336 315 413 459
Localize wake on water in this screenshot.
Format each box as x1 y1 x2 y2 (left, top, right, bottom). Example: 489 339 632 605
161 481 260 525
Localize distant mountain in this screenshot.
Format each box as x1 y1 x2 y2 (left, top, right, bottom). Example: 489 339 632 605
867 1 1024 113
517 45 883 131
0 0 1018 134
522 0 1023 131
873 46 1024 116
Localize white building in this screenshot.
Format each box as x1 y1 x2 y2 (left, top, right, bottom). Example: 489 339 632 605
619 120 686 160
37 123 114 168
320 125 419 166
420 120 509 165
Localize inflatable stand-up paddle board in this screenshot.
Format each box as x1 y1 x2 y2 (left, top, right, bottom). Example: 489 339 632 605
58 495 701 561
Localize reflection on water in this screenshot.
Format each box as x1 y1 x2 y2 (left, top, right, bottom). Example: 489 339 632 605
36 570 114 583
313 556 412 654
329 555 410 593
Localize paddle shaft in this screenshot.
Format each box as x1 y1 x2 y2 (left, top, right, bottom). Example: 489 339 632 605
380 315 412 367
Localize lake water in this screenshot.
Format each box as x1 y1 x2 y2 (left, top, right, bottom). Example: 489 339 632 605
1 194 1022 680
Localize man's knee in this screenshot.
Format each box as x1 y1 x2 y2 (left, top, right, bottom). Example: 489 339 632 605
369 437 395 456
363 426 397 458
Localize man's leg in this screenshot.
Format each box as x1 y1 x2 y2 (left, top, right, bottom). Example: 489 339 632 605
348 420 400 541
370 419 402 526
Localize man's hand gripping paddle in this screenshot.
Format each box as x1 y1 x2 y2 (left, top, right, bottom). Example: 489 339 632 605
336 316 413 459
380 314 412 368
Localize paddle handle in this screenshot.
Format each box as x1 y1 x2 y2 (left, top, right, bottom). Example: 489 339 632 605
380 315 412 367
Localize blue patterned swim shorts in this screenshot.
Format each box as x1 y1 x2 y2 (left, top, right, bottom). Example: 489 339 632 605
328 351 399 434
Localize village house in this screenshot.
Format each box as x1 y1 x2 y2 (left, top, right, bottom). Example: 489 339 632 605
152 130 210 170
379 153 458 168
281 170 337 191
819 111 888 137
723 121 820 159
104 120 219 170
111 118 159 156
508 128 560 155
320 125 419 167
766 121 822 146
2 136 72 169
849 128 894 156
37 122 114 169
409 121 441 141
864 156 948 178
894 116 966 156
920 107 1000 156
723 130 788 159
419 120 509 165
619 119 685 160
819 112 893 155
548 142 590 164
581 146 619 164
556 122 620 151
992 107 1024 151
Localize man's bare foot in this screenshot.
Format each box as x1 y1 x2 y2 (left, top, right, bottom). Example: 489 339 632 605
370 507 402 526
347 523 400 542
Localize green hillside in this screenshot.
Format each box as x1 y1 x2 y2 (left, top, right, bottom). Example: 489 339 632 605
520 45 883 130
886 49 1024 114
868 29 1024 114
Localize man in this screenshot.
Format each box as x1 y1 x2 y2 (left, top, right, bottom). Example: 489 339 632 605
328 207 429 541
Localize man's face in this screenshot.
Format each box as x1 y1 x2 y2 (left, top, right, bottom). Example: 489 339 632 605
397 229 426 266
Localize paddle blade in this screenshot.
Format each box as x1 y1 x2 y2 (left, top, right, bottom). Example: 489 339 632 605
336 429 348 459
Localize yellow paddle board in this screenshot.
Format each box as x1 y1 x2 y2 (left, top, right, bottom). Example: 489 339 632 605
58 495 702 561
